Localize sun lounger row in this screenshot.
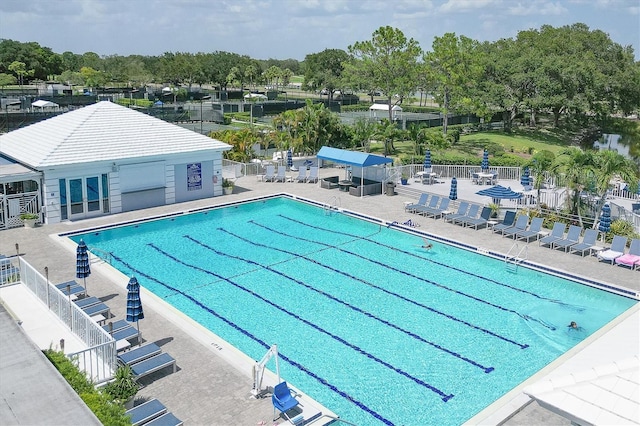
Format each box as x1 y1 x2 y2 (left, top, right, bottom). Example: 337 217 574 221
598 236 640 269
262 165 318 183
125 398 183 426
445 203 493 230
406 194 451 219
117 342 177 381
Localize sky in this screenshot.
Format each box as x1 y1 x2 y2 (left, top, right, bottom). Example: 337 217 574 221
1 0 639 61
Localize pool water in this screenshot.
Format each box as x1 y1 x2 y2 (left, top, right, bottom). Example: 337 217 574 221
71 197 636 425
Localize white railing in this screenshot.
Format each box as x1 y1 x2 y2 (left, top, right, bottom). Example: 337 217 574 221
15 258 116 384
0 191 41 230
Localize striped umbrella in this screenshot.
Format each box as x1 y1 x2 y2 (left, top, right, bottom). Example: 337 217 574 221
598 203 611 235
76 239 91 296
126 276 144 342
481 149 489 171
423 150 431 171
520 167 531 188
449 177 458 200
287 149 293 170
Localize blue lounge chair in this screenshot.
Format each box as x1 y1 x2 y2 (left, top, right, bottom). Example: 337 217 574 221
444 201 469 223
131 352 176 380
502 215 530 238
454 204 479 226
405 193 429 212
272 381 300 422
112 325 140 344
597 235 628 265
491 211 516 234
81 302 110 318
539 222 566 247
56 280 86 297
74 296 101 310
118 343 162 366
569 229 599 257
422 197 450 218
145 412 183 426
125 399 167 426
515 217 544 243
103 319 131 334
414 195 440 215
463 206 492 230
551 225 582 252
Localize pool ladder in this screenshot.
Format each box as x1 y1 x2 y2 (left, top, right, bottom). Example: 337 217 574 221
505 242 527 272
324 196 341 216
87 246 112 265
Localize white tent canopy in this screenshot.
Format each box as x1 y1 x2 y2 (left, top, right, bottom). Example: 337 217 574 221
244 93 267 100
369 103 402 119
31 100 59 109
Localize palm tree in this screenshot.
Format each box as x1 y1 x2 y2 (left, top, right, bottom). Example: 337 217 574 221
527 150 556 208
552 147 596 226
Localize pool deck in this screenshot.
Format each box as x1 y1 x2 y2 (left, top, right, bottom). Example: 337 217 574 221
1 168 638 425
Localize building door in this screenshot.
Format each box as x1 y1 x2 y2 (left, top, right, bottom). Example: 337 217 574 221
65 175 106 220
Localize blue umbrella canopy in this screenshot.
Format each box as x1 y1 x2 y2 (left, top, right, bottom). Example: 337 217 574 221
520 167 531 188
449 177 458 200
126 276 144 327
481 149 489 171
598 204 611 234
423 150 431 171
76 239 91 295
287 149 293 170
476 185 523 200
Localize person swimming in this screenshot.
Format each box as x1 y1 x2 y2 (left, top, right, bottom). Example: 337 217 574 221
568 321 578 329
421 238 433 250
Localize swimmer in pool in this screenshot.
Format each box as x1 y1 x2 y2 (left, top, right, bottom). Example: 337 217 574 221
567 321 583 331
421 238 433 250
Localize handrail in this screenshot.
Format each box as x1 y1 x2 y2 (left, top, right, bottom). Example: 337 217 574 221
311 414 358 426
505 242 528 271
88 246 112 265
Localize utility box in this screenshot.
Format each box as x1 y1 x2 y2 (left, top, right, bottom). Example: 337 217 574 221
386 182 395 196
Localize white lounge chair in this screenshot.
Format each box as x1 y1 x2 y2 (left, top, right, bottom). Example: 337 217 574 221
307 166 319 183
264 165 276 182
295 168 307 183
597 235 628 265
274 167 287 182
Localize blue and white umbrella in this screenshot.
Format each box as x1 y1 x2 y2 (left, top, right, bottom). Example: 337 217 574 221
476 185 522 205
520 167 531 188
76 239 91 296
481 149 489 171
449 177 458 201
126 276 144 340
598 203 611 235
287 149 293 170
423 150 431 171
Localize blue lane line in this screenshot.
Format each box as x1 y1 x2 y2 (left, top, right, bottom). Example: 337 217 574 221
147 243 455 403
250 220 556 331
280 214 582 312
109 254 397 425
185 235 495 373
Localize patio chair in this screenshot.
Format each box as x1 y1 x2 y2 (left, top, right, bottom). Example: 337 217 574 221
597 235 628 265
551 225 583 252
501 215 530 238
568 229 599 257
422 197 450 219
274 167 287 183
264 165 276 182
454 204 479 226
125 398 168 426
295 168 307 183
118 343 162 366
444 201 469 223
515 217 544 243
614 238 640 269
539 222 566 248
414 195 440 215
463 206 492 230
491 172 498 185
306 166 319 183
405 193 429 213
471 171 479 185
130 352 176 380
491 211 516 234
272 381 300 422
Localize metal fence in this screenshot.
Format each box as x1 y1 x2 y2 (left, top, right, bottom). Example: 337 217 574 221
9 257 116 384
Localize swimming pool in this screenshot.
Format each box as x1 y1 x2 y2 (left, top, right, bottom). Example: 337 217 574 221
70 197 637 425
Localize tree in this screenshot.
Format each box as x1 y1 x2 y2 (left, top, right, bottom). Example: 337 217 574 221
345 26 422 123
0 73 17 88
423 33 482 135
590 150 638 227
552 147 596 225
349 117 377 152
527 150 556 206
8 61 34 88
303 49 349 101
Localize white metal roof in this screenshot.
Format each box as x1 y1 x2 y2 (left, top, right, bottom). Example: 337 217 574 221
0 101 231 168
369 103 402 111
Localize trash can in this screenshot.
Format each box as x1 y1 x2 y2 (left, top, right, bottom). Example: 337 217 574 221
386 181 395 196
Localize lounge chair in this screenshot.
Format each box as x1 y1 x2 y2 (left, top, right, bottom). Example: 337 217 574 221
130 352 176 380
501 215 530 238
103 319 131 334
295 168 307 183
614 238 640 269
272 381 300 422
307 166 319 183
118 343 162 366
568 229 599 257
454 204 479 226
515 217 544 243
74 296 101 310
422 198 450 218
112 325 141 344
443 201 469 223
405 194 429 213
539 222 566 247
551 225 582 252
274 167 287 183
414 195 440 215
81 302 110 318
597 235 628 265
263 165 276 182
463 206 492 230
145 412 183 426
491 211 516 234
56 280 85 298
125 398 167 426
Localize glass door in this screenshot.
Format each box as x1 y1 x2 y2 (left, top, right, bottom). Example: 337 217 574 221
66 175 107 220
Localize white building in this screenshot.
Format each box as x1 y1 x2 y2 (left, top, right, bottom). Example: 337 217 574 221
0 101 231 227
369 103 402 121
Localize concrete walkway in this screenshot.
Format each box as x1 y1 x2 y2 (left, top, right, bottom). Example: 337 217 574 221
0 167 638 425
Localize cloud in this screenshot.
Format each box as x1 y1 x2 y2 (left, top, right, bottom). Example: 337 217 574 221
507 1 567 16
439 0 500 13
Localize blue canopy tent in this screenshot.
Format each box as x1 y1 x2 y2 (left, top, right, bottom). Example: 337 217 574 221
317 146 393 195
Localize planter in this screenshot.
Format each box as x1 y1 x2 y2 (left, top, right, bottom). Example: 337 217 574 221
223 186 233 195
23 218 37 228
400 178 408 185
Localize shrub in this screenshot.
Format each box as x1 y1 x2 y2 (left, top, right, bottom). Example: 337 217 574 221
606 219 640 244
